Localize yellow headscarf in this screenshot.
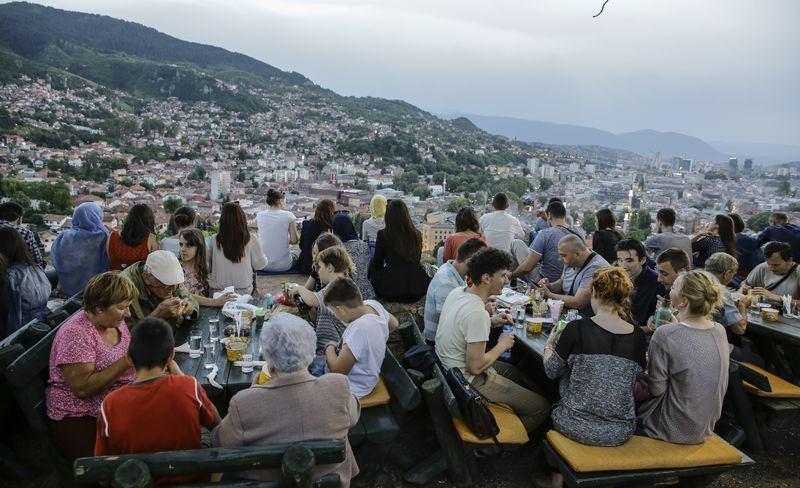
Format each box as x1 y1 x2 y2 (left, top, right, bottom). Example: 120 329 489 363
370 195 388 218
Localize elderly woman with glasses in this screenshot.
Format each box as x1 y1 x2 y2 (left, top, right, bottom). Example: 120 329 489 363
213 313 360 486
119 250 199 328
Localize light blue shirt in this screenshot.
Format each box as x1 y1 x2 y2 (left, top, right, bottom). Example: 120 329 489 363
530 225 586 282
424 261 465 341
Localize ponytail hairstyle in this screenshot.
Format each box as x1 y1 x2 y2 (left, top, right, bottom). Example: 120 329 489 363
714 214 737 257
590 267 634 322
267 188 285 207
314 245 355 278
168 206 196 235
674 269 724 317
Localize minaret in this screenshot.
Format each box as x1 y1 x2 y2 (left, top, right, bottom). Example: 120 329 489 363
442 174 447 194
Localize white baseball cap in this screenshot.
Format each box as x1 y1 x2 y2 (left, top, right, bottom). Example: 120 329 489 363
144 250 185 286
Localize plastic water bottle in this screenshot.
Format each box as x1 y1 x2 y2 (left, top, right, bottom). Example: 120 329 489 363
500 325 513 360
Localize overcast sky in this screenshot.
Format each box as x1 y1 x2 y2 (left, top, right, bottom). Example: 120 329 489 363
17 0 800 145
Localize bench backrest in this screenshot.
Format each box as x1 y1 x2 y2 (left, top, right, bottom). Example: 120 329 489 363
380 347 421 413
73 440 346 486
397 316 425 350
5 319 67 433
432 363 463 421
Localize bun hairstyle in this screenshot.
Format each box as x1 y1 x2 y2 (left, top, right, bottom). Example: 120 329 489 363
267 189 285 206
591 267 634 322
675 269 724 317
315 245 356 277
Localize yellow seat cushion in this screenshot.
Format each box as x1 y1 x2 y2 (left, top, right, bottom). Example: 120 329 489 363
741 362 800 398
452 403 529 445
361 377 391 408
546 431 742 472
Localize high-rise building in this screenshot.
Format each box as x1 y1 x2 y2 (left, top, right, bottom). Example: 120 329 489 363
210 170 231 200
678 158 693 173
527 157 539 175
729 158 739 178
743 158 753 178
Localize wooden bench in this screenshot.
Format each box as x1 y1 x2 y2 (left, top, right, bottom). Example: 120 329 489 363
348 347 421 477
543 430 753 487
396 316 429 387
407 363 528 486
73 440 346 487
2 316 74 483
739 361 800 431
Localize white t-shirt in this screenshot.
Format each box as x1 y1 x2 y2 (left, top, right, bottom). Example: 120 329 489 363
341 300 390 398
479 210 525 253
256 208 296 272
160 237 180 257
435 287 491 382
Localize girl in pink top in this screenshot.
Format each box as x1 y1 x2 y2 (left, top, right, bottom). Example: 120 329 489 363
46 272 138 461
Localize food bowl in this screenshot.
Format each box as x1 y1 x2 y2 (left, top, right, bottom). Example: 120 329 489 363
761 308 780 322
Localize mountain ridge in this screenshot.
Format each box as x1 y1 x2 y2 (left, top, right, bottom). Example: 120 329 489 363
444 113 726 162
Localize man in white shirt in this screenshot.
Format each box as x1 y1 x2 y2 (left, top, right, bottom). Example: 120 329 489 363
479 193 526 254
423 238 487 343
435 247 549 434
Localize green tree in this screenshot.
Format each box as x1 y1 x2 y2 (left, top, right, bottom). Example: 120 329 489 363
413 186 432 200
432 171 447 185
634 210 652 230
581 211 597 234
498 176 531 197
164 198 184 214
539 178 554 192
188 166 207 181
777 180 791 196
747 212 772 231
447 197 471 213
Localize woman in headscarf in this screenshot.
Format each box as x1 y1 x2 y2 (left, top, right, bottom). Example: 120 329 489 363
51 202 111 296
332 213 376 300
361 195 387 243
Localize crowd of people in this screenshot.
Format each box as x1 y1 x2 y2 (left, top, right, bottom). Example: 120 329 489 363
1 189 800 487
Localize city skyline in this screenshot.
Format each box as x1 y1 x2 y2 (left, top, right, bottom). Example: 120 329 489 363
10 0 799 147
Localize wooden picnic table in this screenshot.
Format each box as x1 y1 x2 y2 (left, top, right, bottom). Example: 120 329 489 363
512 324 549 360
746 312 800 345
174 302 268 415
746 312 800 381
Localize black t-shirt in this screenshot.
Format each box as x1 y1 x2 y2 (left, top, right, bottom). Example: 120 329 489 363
631 267 667 327
592 229 622 265
555 316 647 369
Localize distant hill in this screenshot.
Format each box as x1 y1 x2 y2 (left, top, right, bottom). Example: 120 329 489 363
0 2 308 84
453 113 727 162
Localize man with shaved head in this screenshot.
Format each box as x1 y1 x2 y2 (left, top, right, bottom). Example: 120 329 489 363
538 234 609 315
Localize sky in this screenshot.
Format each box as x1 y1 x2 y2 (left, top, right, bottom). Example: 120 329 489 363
12 0 800 145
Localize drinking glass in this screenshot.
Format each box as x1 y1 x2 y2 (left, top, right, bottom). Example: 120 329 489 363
241 353 254 373
514 306 526 329
208 318 220 343
189 329 202 358
203 343 215 367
